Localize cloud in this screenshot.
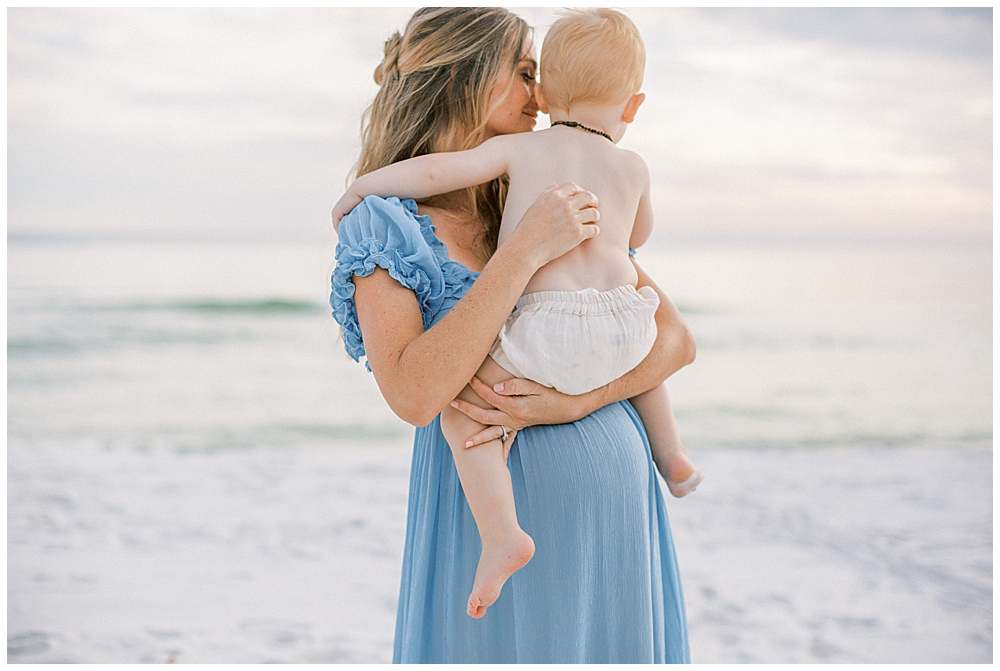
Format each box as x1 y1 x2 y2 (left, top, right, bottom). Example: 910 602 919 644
8 8 411 240
8 8 401 143
7 8 992 242
715 7 992 62
622 8 992 240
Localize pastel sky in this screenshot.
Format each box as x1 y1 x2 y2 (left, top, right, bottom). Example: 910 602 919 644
7 7 992 243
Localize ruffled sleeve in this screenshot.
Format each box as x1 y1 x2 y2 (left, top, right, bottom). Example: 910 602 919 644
330 196 446 370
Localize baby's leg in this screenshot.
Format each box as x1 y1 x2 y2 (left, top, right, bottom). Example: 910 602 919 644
631 383 704 497
440 356 534 619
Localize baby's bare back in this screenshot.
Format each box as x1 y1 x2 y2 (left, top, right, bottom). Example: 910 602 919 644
500 126 646 294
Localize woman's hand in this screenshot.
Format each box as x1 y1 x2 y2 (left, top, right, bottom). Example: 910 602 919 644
506 182 601 270
351 186 597 425
449 375 597 448
465 424 519 459
346 183 600 426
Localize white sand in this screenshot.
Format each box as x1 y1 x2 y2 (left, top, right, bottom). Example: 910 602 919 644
7 441 991 663
671 447 991 663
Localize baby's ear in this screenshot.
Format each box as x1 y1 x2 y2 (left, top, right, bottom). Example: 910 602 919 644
622 92 646 123
535 82 550 115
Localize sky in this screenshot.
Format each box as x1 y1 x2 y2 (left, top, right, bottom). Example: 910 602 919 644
7 7 993 244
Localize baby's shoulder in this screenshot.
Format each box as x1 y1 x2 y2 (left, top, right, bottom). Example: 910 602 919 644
612 146 650 179
594 146 649 195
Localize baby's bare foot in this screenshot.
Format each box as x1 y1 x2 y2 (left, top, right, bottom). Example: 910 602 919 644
467 529 535 619
664 453 704 498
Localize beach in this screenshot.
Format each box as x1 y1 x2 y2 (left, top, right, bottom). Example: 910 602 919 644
8 440 991 663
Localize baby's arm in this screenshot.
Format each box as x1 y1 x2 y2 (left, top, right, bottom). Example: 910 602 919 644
625 155 699 496
629 158 654 249
332 136 513 226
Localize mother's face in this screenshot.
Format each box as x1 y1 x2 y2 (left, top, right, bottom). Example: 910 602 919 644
484 42 539 139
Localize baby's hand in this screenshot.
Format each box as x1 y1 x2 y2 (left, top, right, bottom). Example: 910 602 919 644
331 191 364 232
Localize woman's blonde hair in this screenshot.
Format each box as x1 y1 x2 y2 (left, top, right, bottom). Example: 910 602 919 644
540 8 645 111
354 8 531 260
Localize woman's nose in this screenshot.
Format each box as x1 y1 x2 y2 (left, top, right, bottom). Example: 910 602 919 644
527 83 539 110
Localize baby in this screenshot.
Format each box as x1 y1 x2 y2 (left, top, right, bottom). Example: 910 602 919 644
333 8 702 619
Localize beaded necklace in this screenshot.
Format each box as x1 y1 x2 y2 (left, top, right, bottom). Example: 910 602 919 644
551 120 613 142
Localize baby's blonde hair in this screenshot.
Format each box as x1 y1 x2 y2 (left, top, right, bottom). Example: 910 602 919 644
540 8 645 110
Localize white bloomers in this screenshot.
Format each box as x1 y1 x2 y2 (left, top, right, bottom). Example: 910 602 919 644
490 284 660 396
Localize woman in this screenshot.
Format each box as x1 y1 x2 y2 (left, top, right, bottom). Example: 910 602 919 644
331 8 694 663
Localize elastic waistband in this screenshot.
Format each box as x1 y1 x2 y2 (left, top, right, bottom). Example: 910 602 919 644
515 284 652 311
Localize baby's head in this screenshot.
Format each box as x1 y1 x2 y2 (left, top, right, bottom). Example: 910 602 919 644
539 8 645 112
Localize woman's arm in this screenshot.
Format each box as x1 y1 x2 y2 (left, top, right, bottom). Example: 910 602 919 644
352 183 600 426
332 137 512 228
450 258 695 433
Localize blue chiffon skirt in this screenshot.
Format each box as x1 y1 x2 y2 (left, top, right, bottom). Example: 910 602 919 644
393 400 690 663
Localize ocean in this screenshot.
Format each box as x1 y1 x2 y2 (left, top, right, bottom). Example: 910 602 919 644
7 235 992 453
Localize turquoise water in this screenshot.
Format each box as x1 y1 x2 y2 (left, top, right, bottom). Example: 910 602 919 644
7 237 992 451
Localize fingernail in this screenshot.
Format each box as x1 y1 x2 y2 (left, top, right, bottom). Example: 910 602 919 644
450 401 459 408
494 382 504 392
464 440 473 448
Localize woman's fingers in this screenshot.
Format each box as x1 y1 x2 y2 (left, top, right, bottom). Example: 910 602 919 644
457 418 518 462
579 219 600 239
469 376 506 405
564 186 600 235
549 181 578 196
513 181 602 266
566 186 599 210
454 375 589 438
489 376 547 397
468 377 532 428
553 181 594 200
565 187 600 230
462 424 507 449
555 184 599 218
579 208 600 225
449 398 513 427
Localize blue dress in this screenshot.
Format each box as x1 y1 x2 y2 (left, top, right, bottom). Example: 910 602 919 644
331 196 690 663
